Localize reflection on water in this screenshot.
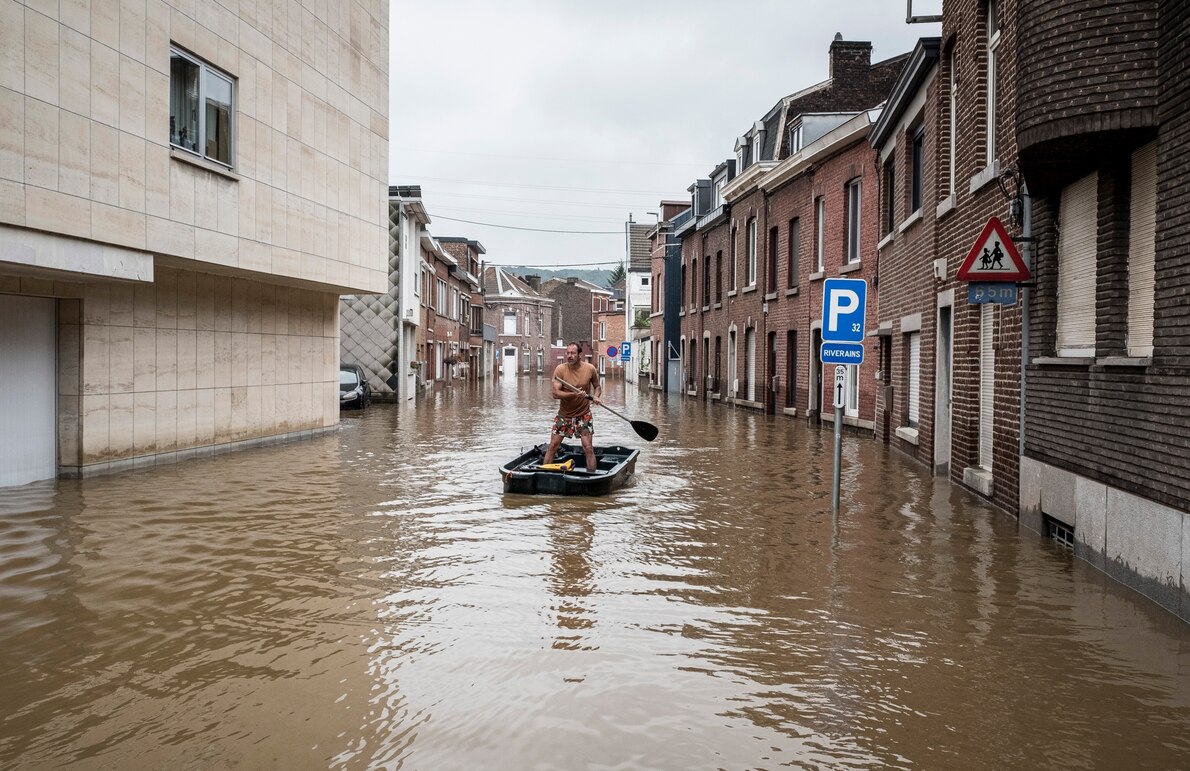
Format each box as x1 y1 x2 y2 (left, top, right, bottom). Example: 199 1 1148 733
1 377 1189 769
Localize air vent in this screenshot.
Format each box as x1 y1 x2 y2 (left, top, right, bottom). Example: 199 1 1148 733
1043 514 1074 551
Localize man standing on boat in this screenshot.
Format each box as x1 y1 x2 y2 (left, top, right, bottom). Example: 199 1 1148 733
544 342 602 472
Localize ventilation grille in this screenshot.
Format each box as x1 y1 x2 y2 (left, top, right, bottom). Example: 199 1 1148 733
1043 514 1074 551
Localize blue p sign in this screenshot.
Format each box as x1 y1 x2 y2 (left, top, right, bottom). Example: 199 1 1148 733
822 278 867 343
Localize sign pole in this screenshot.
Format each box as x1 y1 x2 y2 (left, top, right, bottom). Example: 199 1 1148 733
831 364 845 515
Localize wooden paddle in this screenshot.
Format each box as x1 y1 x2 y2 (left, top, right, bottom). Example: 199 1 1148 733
554 375 659 442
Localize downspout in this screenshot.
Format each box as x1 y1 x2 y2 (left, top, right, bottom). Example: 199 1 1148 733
1019 181 1031 459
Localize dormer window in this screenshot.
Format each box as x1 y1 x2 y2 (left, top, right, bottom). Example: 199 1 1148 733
789 123 804 153
735 138 746 170
713 175 726 208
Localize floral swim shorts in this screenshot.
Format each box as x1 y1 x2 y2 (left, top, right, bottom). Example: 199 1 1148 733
552 412 594 438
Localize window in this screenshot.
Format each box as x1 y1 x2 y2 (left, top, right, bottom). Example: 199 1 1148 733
730 226 738 290
703 255 711 306
986 0 1000 163
1128 142 1157 357
814 197 825 273
947 49 957 195
536 348 544 373
845 179 862 264
906 332 921 428
767 226 778 292
538 314 544 336
436 279 447 315
642 276 649 286
170 47 234 166
884 158 896 235
911 126 925 213
785 330 797 408
503 310 517 335
691 258 698 308
746 219 757 286
978 305 994 469
713 177 725 208
789 123 803 154
715 251 723 302
787 218 800 288
450 288 460 320
752 132 762 163
1056 172 1098 356
599 321 606 341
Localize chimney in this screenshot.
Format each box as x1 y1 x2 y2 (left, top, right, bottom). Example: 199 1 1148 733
525 274 541 290
567 277 578 284
828 35 872 80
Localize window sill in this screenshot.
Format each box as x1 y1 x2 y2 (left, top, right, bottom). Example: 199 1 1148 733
895 426 919 445
962 466 994 496
170 148 240 181
897 208 923 233
727 290 738 297
840 261 862 274
742 285 757 295
713 302 722 309
877 231 895 251
702 304 710 312
1097 356 1152 368
785 286 799 297
764 291 778 301
809 271 824 282
969 160 1000 194
782 407 798 417
936 193 956 219
1033 356 1093 367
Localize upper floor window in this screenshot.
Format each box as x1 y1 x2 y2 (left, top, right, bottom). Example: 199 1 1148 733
845 179 862 264
730 226 739 290
883 158 896 235
986 0 1001 164
789 123 804 154
814 197 826 273
503 311 517 335
170 46 234 167
787 218 800 288
746 219 757 286
752 132 762 163
911 125 925 213
947 49 957 195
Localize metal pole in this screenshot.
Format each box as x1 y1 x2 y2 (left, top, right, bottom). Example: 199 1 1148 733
831 364 845 515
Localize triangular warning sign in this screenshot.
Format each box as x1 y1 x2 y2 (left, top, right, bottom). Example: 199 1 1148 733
957 216 1030 282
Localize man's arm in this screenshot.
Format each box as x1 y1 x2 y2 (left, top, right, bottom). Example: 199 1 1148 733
589 367 602 405
550 366 566 400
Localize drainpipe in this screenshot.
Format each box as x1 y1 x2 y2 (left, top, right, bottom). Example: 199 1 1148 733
1019 181 1031 459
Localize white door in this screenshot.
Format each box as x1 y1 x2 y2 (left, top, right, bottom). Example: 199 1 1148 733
0 296 57 486
501 346 518 378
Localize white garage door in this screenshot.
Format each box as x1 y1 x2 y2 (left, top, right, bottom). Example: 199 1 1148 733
0 296 57 487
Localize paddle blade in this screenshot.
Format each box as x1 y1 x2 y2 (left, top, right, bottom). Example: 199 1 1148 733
631 420 659 442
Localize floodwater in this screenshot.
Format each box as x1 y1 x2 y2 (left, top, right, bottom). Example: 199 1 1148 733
1 377 1189 770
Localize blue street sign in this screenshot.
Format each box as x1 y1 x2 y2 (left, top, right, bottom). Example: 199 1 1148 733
822 278 867 343
606 345 618 358
821 342 865 365
620 341 632 361
968 282 1018 305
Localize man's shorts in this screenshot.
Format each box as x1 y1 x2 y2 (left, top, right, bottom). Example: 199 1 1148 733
552 412 594 438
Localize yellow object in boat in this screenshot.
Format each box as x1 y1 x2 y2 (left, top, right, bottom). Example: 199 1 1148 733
537 459 574 472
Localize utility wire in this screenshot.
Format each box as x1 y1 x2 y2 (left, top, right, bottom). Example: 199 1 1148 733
432 214 623 234
407 148 707 169
487 260 623 268
412 175 679 196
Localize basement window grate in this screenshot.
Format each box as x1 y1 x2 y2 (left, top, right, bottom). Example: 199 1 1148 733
1043 514 1075 551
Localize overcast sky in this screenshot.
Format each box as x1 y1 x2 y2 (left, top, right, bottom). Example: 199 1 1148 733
388 1 940 269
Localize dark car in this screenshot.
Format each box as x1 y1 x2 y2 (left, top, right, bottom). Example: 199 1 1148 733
339 364 371 409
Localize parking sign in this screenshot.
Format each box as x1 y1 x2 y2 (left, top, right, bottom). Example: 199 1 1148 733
620 341 631 361
822 278 867 343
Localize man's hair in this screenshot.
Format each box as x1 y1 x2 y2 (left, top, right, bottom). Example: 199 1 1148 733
567 341 582 352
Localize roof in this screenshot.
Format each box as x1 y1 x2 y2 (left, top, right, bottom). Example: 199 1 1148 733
869 37 941 148
482 266 552 301
628 223 652 270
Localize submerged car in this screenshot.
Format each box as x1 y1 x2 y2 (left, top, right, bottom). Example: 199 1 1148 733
339 364 370 409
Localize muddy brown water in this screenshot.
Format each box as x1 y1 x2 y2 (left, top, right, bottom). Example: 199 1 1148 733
1 377 1188 770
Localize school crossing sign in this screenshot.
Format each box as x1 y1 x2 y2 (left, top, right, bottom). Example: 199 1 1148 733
957 216 1030 282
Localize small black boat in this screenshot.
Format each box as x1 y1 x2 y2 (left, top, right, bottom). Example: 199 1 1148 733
500 443 639 496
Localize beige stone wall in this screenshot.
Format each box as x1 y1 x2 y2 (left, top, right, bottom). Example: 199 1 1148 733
0 0 389 292
3 267 339 472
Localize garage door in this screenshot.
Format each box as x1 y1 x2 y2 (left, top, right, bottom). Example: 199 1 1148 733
0 296 57 487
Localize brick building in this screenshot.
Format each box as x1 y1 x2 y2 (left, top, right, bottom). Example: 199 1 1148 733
438 238 486 381
671 37 906 426
483 267 553 378
542 277 613 364
1014 0 1190 619
418 236 479 389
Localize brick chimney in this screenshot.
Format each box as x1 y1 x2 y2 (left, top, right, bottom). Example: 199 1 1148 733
525 274 541 290
828 34 872 81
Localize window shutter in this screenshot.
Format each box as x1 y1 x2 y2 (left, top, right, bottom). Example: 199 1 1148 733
979 305 995 470
907 333 921 427
1128 142 1157 357
1056 172 1098 356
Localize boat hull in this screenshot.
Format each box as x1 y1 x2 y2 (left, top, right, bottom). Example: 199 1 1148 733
500 444 638 496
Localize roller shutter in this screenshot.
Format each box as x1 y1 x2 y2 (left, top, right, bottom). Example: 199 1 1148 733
1128 142 1157 357
1056 172 1098 356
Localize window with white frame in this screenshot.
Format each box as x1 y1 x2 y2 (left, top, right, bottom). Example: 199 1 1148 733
503 310 517 335
815 197 825 273
169 47 234 166
538 314 544 336
752 132 762 163
845 179 862 264
986 0 1000 164
730 226 739 290
450 288 459 320
436 279 447 315
713 177 725 209
1056 172 1099 356
1128 142 1157 357
911 126 925 213
789 123 803 154
906 332 921 428
599 321 606 341
746 219 757 286
947 49 957 195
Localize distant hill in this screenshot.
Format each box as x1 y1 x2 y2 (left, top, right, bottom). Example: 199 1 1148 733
500 266 613 288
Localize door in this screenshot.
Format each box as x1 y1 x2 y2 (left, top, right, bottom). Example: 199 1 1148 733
0 296 57 487
809 328 822 418
501 346 518 378
767 331 777 413
934 305 952 474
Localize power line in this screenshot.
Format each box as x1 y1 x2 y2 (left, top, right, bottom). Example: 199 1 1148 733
410 175 679 196
404 148 707 169
433 205 623 224
487 260 623 268
432 215 623 234
430 190 646 210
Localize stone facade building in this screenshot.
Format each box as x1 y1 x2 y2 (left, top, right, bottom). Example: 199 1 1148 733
0 0 389 486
